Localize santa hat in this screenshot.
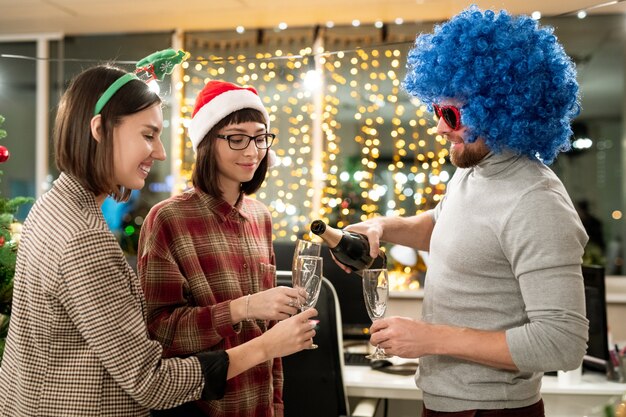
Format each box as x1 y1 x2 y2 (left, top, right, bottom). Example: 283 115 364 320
189 80 271 152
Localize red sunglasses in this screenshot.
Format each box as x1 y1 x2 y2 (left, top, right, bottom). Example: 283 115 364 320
433 104 462 131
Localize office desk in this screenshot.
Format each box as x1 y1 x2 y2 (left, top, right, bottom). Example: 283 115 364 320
344 365 626 417
345 365 421 401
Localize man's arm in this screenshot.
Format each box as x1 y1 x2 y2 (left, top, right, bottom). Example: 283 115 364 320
345 211 435 257
370 317 518 370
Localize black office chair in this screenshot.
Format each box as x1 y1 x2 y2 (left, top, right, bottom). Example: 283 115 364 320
581 264 611 373
277 272 378 417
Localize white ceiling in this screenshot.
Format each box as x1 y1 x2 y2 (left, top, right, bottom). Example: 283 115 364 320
0 0 625 36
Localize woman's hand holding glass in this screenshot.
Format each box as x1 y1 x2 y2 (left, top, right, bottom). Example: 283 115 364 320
259 307 319 357
362 268 392 359
246 286 306 321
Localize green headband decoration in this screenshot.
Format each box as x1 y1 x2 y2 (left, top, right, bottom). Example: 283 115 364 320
93 73 138 115
94 48 188 116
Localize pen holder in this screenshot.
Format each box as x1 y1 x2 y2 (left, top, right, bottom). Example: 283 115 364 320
608 349 625 382
606 362 619 382
606 361 625 383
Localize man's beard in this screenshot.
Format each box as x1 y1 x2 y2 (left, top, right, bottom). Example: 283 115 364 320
450 140 490 168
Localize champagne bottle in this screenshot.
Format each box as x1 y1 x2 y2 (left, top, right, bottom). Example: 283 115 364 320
310 220 385 272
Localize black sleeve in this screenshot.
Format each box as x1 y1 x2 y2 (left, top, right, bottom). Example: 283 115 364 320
194 350 229 400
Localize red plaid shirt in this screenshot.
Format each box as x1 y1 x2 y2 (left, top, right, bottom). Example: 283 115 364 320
138 189 281 417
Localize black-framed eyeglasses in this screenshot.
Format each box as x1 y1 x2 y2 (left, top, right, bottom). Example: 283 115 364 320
216 133 275 150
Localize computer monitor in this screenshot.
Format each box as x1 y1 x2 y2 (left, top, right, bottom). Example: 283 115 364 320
582 265 610 372
273 241 371 340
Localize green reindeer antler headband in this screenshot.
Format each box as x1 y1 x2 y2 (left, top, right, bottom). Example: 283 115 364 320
94 48 188 116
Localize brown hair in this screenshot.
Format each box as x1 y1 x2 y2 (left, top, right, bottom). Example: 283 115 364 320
54 65 161 202
192 108 270 198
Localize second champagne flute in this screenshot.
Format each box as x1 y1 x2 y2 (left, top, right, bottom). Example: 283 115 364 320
292 255 323 349
362 268 392 359
291 239 321 276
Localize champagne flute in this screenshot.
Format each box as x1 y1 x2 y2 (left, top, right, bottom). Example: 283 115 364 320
362 268 391 359
291 238 321 311
291 239 322 311
291 239 322 277
292 255 323 349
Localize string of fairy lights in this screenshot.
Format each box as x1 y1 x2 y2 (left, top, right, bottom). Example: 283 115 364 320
4 1 623 287
0 28 456 289
179 35 452 245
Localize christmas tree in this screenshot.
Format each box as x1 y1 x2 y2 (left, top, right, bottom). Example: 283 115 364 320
0 114 34 363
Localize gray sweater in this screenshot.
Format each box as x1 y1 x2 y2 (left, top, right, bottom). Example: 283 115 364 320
419 151 589 412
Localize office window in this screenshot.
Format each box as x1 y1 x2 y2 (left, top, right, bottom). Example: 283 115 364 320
0 42 37 219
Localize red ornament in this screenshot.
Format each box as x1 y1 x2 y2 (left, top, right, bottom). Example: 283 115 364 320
0 146 9 163
0 236 4 246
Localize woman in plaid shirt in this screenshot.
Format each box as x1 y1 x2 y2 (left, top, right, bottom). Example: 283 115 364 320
0 65 317 417
138 80 304 417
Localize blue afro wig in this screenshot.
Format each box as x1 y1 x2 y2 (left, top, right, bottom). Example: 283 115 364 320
403 6 580 164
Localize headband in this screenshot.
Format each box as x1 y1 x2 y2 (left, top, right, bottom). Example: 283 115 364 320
93 48 188 116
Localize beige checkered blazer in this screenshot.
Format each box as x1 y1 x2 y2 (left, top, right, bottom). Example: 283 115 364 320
0 173 209 416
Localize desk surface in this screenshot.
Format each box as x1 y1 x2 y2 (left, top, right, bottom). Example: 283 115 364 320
344 365 626 400
345 365 421 400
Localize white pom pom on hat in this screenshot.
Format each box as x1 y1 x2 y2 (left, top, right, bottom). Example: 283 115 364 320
188 80 271 152
267 148 278 168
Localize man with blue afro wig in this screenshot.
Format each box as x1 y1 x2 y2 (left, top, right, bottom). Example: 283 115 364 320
344 7 589 416
404 6 580 165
